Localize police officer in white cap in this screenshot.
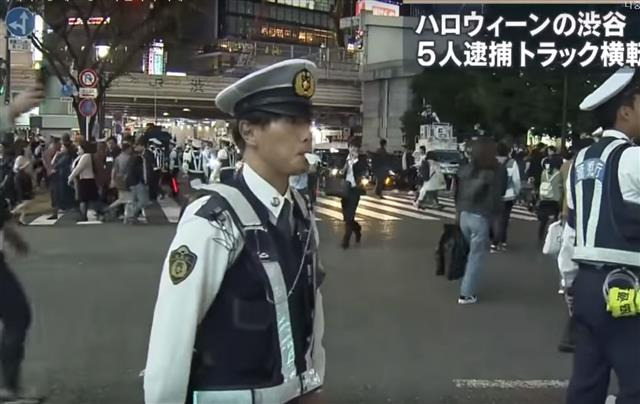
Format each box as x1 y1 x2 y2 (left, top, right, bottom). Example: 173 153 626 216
144 59 326 404
562 66 640 403
182 139 206 181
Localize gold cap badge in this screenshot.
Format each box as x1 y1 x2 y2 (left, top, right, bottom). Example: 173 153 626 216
293 69 316 98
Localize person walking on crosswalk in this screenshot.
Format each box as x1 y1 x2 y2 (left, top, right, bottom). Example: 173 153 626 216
491 142 521 252
454 137 507 304
340 138 367 249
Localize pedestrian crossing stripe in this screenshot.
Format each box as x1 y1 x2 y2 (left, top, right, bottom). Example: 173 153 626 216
24 198 184 227
24 198 324 226
313 192 538 223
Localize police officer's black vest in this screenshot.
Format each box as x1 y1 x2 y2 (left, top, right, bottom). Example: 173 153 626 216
570 135 640 268
187 177 317 393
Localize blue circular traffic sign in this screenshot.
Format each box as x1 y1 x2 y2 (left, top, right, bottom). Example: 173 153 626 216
6 8 35 37
79 99 97 117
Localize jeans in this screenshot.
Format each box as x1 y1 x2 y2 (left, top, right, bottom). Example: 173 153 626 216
459 211 490 297
126 183 149 221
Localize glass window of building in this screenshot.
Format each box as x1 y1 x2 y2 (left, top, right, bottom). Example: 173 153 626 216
236 0 245 13
226 16 236 36
245 1 253 15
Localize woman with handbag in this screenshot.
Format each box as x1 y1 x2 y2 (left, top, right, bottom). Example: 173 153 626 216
340 141 367 249
454 137 505 304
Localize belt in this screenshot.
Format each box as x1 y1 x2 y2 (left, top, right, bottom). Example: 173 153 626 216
192 368 322 404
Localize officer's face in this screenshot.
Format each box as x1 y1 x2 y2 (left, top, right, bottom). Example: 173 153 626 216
622 95 640 138
249 117 311 176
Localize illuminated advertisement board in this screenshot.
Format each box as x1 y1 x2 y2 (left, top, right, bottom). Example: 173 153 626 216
143 41 166 75
355 0 399 17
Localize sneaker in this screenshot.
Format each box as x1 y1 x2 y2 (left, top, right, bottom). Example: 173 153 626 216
458 295 478 305
500 243 508 251
0 388 42 404
490 245 498 253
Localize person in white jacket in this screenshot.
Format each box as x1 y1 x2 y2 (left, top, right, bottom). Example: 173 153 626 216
414 151 446 209
491 143 521 251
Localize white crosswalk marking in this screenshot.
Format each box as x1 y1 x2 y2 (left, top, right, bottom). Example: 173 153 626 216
24 192 538 226
29 214 61 226
355 196 437 220
377 195 457 219
314 206 347 221
310 191 538 223
158 197 181 224
316 197 400 221
436 198 537 222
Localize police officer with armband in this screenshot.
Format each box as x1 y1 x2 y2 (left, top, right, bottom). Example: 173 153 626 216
144 59 326 404
563 66 640 404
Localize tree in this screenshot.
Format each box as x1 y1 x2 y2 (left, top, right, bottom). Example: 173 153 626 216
27 0 202 139
403 3 638 146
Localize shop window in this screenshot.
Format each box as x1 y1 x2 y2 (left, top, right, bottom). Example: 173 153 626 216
260 25 269 36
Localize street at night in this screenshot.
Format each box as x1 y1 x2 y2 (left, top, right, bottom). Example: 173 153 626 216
14 192 575 404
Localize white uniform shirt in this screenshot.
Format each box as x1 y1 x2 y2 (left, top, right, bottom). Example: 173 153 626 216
560 130 640 285
143 163 324 404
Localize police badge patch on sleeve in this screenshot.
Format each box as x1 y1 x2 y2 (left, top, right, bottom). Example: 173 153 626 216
169 245 197 285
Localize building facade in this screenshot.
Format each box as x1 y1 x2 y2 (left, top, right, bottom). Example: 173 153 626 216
220 0 337 46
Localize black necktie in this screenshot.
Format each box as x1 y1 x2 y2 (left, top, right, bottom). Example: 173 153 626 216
276 199 292 238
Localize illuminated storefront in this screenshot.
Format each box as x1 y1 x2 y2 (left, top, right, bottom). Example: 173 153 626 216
355 0 400 17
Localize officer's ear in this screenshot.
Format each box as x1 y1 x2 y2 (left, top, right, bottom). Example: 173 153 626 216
238 120 257 148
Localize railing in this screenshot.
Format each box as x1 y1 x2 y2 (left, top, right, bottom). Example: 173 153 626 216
107 73 361 109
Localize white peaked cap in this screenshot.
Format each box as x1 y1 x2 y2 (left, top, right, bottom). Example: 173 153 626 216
580 66 636 111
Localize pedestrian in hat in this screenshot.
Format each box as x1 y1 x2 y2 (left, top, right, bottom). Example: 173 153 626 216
563 66 640 404
144 59 326 404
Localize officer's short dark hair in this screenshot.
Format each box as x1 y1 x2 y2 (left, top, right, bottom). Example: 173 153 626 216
233 111 311 153
380 139 387 148
595 80 640 129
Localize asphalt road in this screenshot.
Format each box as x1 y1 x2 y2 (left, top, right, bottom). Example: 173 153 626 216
9 206 577 404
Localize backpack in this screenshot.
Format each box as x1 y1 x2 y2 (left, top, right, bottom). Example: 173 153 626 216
539 170 560 201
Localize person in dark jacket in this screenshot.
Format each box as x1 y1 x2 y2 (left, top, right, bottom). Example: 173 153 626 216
454 137 506 304
124 137 154 224
372 139 389 198
340 139 368 249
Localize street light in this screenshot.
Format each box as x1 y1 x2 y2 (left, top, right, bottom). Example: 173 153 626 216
96 45 110 59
